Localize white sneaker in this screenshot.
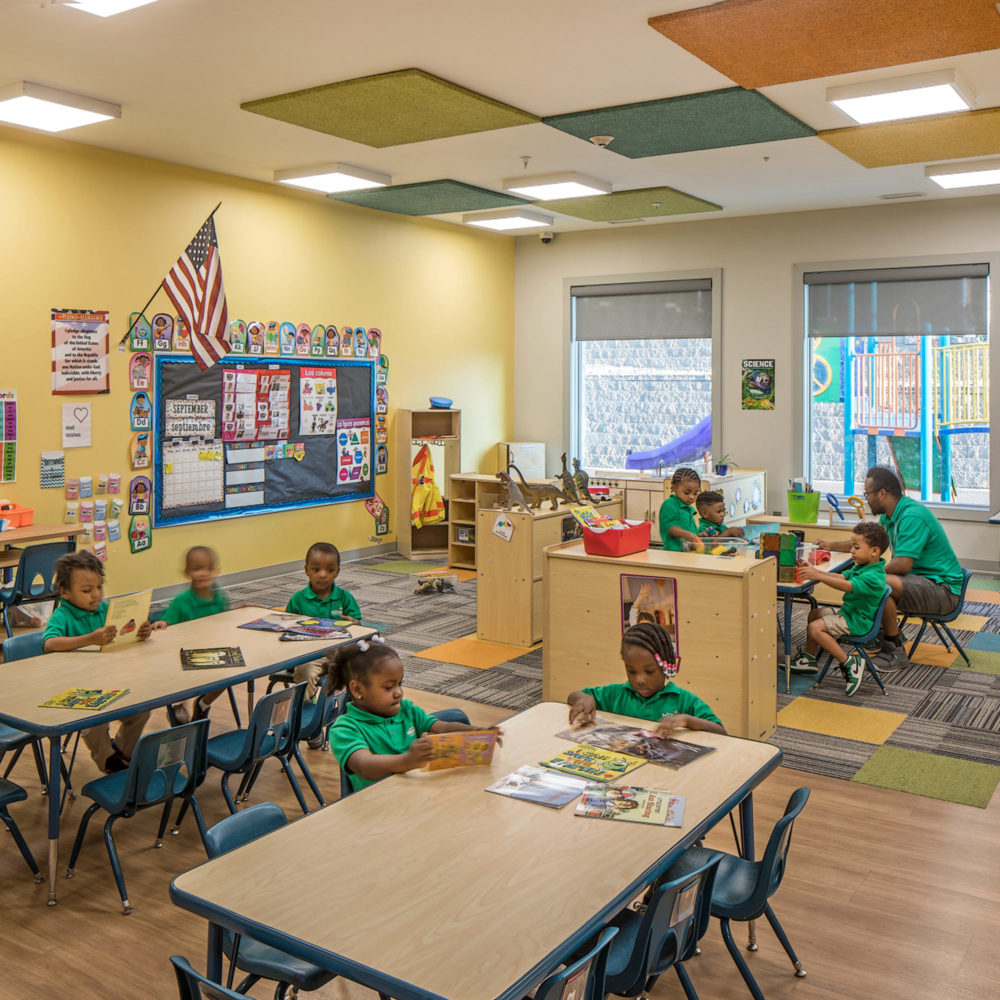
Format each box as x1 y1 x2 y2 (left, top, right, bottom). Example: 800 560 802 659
790 653 818 674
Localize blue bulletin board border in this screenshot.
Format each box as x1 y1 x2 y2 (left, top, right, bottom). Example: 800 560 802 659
153 355 376 528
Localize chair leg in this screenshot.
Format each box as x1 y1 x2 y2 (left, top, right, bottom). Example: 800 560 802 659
907 620 929 657
939 623 971 665
857 648 887 695
237 761 264 803
675 963 700 1000
279 756 311 815
227 686 242 727
1 806 44 883
719 918 765 1000
102 814 132 914
66 801 102 876
3 744 29 781
763 903 806 978
184 794 210 851
154 800 173 847
220 773 238 814
292 744 326 808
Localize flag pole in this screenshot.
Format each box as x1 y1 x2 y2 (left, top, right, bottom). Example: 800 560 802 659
118 202 223 347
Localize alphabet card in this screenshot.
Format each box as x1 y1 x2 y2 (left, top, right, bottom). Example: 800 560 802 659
264 322 280 356
376 443 388 475
152 313 173 352
229 319 247 355
324 326 339 357
295 323 311 357
129 353 152 390
247 321 265 356
367 328 381 358
376 354 388 384
129 476 151 515
354 327 368 358
128 312 151 352
129 431 151 470
310 324 326 357
130 392 152 431
340 328 355 357
173 317 191 353
279 322 295 356
128 515 151 553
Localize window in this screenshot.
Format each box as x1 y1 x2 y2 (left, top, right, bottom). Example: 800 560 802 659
804 263 989 506
570 276 718 471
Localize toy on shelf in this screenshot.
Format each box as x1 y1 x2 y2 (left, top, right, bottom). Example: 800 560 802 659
507 463 573 510
557 452 583 504
572 458 590 498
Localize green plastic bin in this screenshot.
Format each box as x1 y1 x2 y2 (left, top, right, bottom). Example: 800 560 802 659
786 490 820 524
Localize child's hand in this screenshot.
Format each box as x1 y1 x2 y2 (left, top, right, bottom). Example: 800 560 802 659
491 727 504 747
655 713 689 739
138 621 153 640
152 619 168 631
568 695 597 726
93 625 118 646
404 736 434 768
798 564 823 582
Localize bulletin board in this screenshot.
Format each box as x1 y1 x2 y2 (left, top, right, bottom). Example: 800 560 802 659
154 356 375 526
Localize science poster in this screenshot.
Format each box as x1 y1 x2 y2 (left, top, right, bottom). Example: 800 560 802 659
741 358 775 410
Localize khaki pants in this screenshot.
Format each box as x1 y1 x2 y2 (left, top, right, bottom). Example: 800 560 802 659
293 659 327 701
82 711 151 768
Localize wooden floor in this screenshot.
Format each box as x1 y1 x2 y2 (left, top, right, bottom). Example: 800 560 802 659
1 688 997 1000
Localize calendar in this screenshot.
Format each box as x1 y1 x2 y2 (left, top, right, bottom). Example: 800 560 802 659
162 438 224 509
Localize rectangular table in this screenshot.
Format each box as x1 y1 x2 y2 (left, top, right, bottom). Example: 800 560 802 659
0 606 374 904
171 701 781 1000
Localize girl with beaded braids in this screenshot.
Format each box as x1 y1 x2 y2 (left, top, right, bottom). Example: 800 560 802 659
658 467 703 551
566 622 726 739
327 638 499 792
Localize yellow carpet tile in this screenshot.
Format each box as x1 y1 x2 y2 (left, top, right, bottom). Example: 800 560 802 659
777 697 906 744
414 634 536 670
966 589 1000 605
427 566 477 583
909 642 959 667
948 613 989 631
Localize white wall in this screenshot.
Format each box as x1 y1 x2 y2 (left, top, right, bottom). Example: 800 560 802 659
512 194 1000 568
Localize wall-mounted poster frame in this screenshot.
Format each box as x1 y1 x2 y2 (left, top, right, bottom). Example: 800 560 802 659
154 355 375 527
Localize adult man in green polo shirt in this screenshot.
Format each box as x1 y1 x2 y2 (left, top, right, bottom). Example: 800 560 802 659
819 466 963 671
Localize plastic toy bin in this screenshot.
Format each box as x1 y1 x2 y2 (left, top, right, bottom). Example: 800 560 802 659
582 521 651 557
786 490 819 524
0 502 34 528
681 537 753 558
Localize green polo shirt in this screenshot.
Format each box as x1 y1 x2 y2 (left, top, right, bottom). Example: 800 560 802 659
697 517 723 535
841 559 887 636
42 599 109 641
659 495 698 551
160 585 229 625
285 584 361 620
330 699 435 791
879 496 963 595
581 681 722 726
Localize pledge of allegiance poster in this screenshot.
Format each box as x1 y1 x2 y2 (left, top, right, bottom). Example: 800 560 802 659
741 358 775 410
52 308 110 394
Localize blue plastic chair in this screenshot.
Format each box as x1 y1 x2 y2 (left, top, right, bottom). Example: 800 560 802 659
0 540 74 637
535 926 618 1000
171 955 246 1000
202 803 341 999
0 777 43 883
899 567 972 666
603 852 723 1000
204 683 310 815
65 720 210 914
664 788 810 1000
815 585 892 695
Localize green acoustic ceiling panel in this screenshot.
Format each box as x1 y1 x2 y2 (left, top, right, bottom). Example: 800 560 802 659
242 68 539 147
537 186 721 221
543 87 814 158
329 179 528 216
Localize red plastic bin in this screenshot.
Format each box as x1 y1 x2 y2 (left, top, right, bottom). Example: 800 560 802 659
582 520 651 557
0 502 34 528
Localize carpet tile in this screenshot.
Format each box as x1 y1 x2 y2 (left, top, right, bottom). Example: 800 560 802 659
777 697 907 744
414 634 537 670
767 727 879 781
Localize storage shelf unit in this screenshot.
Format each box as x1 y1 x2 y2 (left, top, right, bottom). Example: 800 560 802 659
394 409 460 560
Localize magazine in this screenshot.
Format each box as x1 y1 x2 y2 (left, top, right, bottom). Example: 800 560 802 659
557 721 716 770
539 744 644 783
40 688 130 710
103 589 152 651
485 765 588 809
239 614 352 640
180 646 246 669
574 785 686 827
423 729 500 771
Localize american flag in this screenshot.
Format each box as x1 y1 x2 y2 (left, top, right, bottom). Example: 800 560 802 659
161 214 230 370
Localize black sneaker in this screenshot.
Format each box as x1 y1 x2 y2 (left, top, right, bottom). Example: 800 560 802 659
103 749 129 774
192 697 211 722
306 732 327 750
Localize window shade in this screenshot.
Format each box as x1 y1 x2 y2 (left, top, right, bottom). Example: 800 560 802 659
572 279 712 342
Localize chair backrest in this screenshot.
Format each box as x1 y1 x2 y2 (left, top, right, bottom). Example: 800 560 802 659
242 683 306 766
10 541 76 601
171 955 245 1000
608 851 723 995
2 630 46 662
533 926 618 1000
942 567 972 622
111 720 210 816
203 801 288 859
756 787 810 908
297 686 330 742
854 585 892 642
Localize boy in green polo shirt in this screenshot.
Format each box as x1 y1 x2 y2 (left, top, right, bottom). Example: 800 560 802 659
658 467 702 552
695 490 745 538
793 521 890 696
567 622 725 737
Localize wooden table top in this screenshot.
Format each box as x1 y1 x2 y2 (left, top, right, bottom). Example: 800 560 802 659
0 522 87 568
0 606 373 735
171 702 781 1000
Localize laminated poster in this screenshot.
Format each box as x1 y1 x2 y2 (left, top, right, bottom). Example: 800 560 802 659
40 450 65 489
299 368 338 435
62 403 93 449
742 358 775 410
1 390 17 483
51 308 110 394
336 417 370 483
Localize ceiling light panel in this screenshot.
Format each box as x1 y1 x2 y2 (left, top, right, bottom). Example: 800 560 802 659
503 172 611 200
828 70 972 125
463 208 553 231
68 0 160 15
274 162 390 194
926 158 1000 189
0 81 120 132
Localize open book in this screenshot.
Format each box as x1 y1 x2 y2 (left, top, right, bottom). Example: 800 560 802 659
103 589 152 651
557 721 715 769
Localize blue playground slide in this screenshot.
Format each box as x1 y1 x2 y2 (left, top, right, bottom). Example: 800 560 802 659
625 415 712 470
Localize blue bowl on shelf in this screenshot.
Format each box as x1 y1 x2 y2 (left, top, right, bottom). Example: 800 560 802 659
429 396 453 409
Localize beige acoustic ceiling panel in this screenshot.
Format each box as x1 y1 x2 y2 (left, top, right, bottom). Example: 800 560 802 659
649 0 1000 88
242 68 538 147
537 185 720 222
820 107 1000 167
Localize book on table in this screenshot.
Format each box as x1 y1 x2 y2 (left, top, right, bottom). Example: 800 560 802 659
422 729 500 771
102 589 152 650
485 765 588 809
238 613 352 640
180 646 246 669
539 744 644 783
556 720 716 769
40 688 130 710
574 785 686 827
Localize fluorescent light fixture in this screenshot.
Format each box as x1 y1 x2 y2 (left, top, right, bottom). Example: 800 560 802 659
502 172 611 200
926 158 1000 189
67 0 160 16
274 162 390 194
0 81 120 133
462 208 553 231
827 70 972 125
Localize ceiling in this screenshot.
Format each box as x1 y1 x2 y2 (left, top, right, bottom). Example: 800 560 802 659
3 0 1000 232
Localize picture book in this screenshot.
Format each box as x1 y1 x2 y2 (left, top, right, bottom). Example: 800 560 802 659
40 688 130 711
557 721 716 770
539 744 644 783
103 589 152 651
423 729 500 771
485 765 589 809
574 785 686 827
239 614 352 640
180 646 246 670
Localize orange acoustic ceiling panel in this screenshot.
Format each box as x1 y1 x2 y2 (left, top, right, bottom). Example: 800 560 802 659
649 0 1000 89
820 107 1000 167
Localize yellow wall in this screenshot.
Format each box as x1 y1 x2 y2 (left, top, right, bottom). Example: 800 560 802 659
0 126 515 594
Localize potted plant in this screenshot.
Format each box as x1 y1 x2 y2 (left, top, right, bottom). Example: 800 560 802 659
714 454 735 476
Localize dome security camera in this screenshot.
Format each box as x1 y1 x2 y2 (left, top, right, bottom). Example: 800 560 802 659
540 231 555 244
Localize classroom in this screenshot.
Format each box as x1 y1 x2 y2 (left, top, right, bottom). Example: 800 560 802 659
1 3 998 1000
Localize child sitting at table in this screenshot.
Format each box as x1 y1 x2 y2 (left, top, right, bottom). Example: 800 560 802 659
658 467 702 552
42 550 152 774
152 545 230 723
695 490 745 538
792 521 889 696
328 638 487 792
566 622 726 738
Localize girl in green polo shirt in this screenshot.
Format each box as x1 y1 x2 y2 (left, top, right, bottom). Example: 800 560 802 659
566 623 725 738
658 468 703 552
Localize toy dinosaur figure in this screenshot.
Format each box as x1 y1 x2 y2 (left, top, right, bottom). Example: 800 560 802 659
572 458 590 498
558 453 583 503
495 471 532 512
508 463 574 511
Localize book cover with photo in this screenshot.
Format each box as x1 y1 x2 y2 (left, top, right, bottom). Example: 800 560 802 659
540 744 644 783
423 730 500 771
180 646 246 669
485 765 588 809
574 785 686 827
40 688 130 711
556 721 716 770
